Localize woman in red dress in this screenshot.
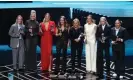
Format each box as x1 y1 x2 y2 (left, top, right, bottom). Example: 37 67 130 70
39 13 56 72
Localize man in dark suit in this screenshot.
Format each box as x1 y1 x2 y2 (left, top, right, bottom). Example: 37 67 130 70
9 15 25 72
96 17 111 79
111 19 128 79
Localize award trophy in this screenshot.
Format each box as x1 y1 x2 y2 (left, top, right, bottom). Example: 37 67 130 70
101 33 105 43
78 33 84 40
58 27 62 36
115 36 119 44
19 27 23 34
112 36 119 45
30 26 33 36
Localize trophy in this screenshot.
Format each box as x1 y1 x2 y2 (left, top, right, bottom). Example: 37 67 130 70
30 26 33 36
101 33 105 43
113 36 119 45
58 27 62 36
115 36 119 44
78 33 84 40
19 27 23 34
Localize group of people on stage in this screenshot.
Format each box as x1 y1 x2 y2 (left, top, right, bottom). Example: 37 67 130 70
9 10 128 79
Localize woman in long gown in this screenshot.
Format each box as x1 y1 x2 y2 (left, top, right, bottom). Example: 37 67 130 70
84 15 97 74
39 13 56 72
25 10 39 71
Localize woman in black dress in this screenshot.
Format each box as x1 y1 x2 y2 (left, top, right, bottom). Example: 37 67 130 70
25 10 39 71
55 16 69 75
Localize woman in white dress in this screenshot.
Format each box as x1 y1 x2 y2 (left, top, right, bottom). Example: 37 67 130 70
84 15 97 74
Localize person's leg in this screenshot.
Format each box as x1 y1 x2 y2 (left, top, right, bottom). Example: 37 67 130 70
12 48 19 70
113 50 120 76
25 38 31 70
62 43 67 72
104 46 110 77
55 42 61 73
85 43 91 72
119 49 125 76
77 43 83 69
30 37 37 70
71 44 76 72
97 43 104 78
90 41 97 73
18 40 25 69
49 54 53 72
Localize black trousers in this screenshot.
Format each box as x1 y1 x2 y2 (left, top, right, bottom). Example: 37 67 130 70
71 43 83 70
112 47 125 76
55 41 67 72
25 37 37 70
97 43 110 78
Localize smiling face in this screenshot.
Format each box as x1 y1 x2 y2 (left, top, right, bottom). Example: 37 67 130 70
30 13 36 20
60 17 65 25
100 18 106 25
115 20 121 28
73 21 78 28
87 15 93 24
45 13 50 22
17 16 23 24
73 19 80 28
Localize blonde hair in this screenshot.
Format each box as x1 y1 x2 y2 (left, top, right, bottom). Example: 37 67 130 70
31 10 36 14
86 15 95 23
98 17 110 26
72 18 80 28
58 16 68 28
30 10 36 20
15 15 24 25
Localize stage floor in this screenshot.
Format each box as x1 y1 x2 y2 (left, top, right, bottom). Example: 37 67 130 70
0 40 133 80
0 55 132 80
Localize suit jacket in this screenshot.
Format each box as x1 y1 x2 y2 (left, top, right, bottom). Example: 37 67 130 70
9 24 25 48
111 26 128 50
69 26 84 45
96 25 111 46
25 20 39 38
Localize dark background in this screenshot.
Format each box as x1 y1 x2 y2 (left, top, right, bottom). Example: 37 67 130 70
0 8 133 45
0 8 132 80
0 8 70 45
73 9 133 39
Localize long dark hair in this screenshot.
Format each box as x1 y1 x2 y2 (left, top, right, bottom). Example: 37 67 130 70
58 16 68 28
15 15 24 26
43 13 51 22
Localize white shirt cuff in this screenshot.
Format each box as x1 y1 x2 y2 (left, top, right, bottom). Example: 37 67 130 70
111 41 115 44
121 39 123 42
78 38 81 41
